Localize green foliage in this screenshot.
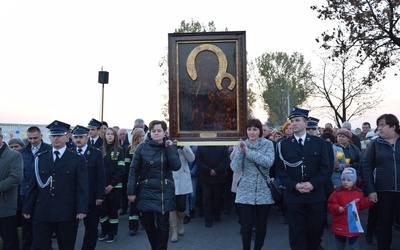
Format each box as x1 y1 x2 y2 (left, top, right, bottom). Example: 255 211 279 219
174 19 217 33
252 52 314 126
311 1 400 86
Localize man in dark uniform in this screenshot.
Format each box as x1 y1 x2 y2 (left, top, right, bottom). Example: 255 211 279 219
22 120 89 250
88 118 103 149
72 125 105 250
276 107 330 250
19 126 52 250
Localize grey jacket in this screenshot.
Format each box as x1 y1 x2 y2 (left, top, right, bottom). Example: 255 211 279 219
230 138 275 205
0 143 23 218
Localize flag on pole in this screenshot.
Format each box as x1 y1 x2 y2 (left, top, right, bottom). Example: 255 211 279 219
347 200 364 233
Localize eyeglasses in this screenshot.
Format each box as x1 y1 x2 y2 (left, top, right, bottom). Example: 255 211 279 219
306 128 317 131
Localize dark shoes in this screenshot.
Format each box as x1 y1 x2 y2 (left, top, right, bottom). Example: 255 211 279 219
106 234 115 243
98 234 107 241
205 221 213 227
183 215 191 224
365 232 373 244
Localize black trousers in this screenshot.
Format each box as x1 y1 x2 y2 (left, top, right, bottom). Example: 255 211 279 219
141 211 170 250
0 215 20 250
99 188 121 236
31 219 79 250
201 182 224 223
81 203 100 250
176 194 187 212
128 200 140 231
376 191 400 250
238 204 271 250
287 201 325 250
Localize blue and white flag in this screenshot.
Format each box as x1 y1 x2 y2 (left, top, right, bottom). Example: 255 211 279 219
347 200 364 233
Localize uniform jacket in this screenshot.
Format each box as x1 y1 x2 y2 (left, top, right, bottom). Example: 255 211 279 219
127 134 181 213
91 137 103 149
276 134 330 204
362 136 400 195
102 144 125 188
22 148 89 222
80 145 106 204
230 137 275 205
173 146 195 195
0 144 23 218
328 186 373 237
19 141 52 196
196 146 229 184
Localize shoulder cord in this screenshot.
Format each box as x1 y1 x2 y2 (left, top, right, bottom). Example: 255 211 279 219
34 156 52 188
277 141 303 170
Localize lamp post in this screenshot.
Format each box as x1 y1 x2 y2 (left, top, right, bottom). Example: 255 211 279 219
98 67 109 122
281 89 290 117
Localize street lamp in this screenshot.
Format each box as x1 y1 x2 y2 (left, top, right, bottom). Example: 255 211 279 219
281 89 290 117
98 67 109 122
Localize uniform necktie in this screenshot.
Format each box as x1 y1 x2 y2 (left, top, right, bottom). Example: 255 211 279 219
78 148 83 155
91 139 95 146
32 146 38 155
54 151 60 165
298 138 303 149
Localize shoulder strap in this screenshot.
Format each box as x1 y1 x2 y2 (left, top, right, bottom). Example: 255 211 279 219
138 148 163 182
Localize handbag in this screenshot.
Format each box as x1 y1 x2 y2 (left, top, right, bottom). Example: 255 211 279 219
255 164 282 201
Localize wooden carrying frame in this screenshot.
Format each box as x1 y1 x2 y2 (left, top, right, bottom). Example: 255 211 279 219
168 31 247 145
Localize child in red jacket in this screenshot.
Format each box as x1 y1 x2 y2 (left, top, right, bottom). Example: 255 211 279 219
328 167 374 250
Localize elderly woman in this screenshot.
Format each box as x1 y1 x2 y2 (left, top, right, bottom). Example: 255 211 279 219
8 138 25 151
230 119 275 250
335 129 361 177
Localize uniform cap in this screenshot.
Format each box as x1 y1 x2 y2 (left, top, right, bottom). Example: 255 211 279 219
87 118 102 129
307 117 320 129
72 125 89 137
288 107 309 120
46 120 70 136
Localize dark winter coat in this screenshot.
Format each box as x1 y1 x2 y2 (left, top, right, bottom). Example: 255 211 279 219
196 146 229 185
126 134 181 214
362 136 400 195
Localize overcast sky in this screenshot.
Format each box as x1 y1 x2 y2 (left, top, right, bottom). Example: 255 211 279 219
1 0 398 132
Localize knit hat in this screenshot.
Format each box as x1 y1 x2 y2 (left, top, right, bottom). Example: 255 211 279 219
8 138 25 147
337 128 352 139
341 167 357 183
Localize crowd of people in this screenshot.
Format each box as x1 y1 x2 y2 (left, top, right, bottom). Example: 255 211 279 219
0 110 399 250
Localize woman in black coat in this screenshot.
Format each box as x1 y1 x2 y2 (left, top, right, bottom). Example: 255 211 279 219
127 120 181 250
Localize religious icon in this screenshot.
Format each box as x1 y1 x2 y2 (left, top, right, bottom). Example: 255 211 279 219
168 32 247 145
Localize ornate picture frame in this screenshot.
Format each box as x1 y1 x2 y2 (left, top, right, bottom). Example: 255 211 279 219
168 31 247 145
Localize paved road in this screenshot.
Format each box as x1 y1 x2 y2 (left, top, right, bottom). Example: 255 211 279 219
59 205 400 250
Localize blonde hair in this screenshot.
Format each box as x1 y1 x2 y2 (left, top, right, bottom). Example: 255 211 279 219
130 128 145 153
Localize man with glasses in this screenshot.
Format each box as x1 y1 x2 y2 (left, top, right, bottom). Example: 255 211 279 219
72 125 105 250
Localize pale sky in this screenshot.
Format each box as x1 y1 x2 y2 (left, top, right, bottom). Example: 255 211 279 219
1 0 398 131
